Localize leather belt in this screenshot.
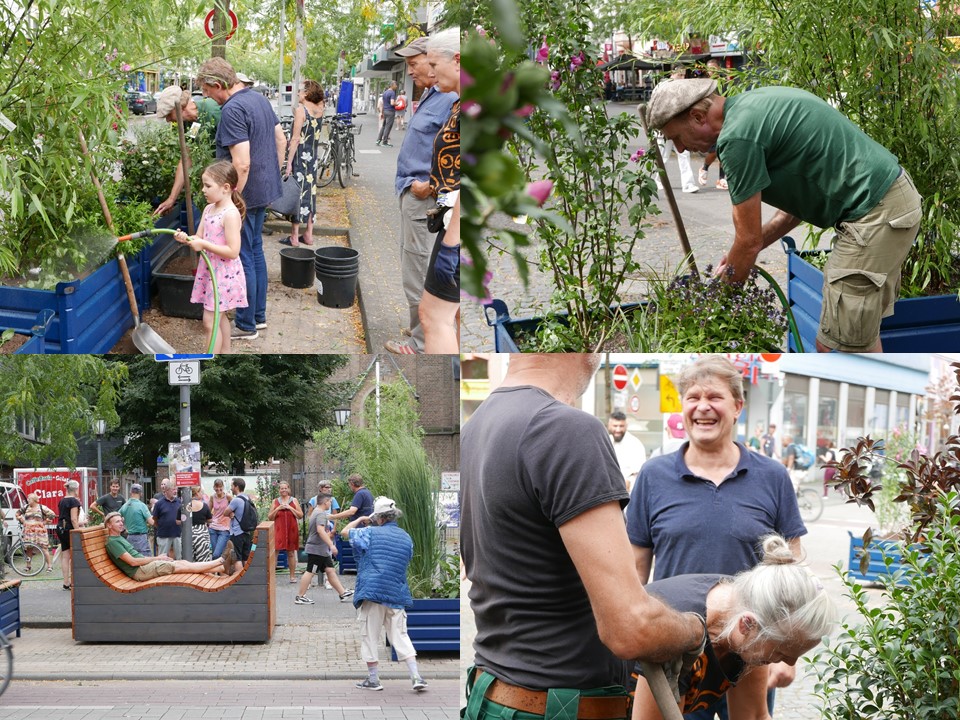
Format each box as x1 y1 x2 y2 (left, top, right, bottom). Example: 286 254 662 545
481 675 628 720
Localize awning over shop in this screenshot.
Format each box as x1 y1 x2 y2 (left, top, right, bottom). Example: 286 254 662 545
598 52 713 72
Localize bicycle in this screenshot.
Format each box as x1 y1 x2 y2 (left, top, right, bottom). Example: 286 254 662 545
315 138 337 189
2 535 45 578
0 627 11 696
795 484 824 523
328 112 361 188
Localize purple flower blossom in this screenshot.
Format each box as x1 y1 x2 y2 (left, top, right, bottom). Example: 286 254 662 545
549 71 562 91
526 179 554 206
569 52 586 72
629 148 645 162
514 104 535 118
462 100 482 118
535 37 550 64
462 70 475 90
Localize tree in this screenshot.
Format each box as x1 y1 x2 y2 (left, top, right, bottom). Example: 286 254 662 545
0 357 127 468
113 355 350 476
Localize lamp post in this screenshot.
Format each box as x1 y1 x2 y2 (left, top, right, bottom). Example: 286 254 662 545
94 419 106 497
334 407 351 430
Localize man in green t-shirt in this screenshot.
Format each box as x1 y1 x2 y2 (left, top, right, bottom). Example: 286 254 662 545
645 79 922 353
103 513 234 581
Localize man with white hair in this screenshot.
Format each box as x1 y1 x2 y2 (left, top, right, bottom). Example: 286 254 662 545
341 496 427 693
644 79 922 353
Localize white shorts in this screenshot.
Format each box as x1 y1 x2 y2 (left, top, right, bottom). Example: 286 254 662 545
358 600 416 663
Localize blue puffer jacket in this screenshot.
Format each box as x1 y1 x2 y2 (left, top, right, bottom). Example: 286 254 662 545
352 521 414 609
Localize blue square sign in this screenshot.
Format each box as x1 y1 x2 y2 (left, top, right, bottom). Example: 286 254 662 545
154 354 215 362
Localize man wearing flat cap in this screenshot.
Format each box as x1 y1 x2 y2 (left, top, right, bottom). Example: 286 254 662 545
644 80 922 353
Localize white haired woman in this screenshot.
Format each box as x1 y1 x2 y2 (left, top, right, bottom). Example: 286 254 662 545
419 27 461 353
57 480 87 590
629 535 836 720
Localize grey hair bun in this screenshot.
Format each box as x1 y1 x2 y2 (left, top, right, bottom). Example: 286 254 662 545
760 534 795 565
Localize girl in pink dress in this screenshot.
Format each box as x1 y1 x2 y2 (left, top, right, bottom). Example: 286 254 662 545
174 160 248 353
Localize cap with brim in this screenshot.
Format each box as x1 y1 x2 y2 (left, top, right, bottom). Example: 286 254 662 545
155 86 183 119
396 37 429 57
236 72 253 84
644 78 717 130
130 484 143 493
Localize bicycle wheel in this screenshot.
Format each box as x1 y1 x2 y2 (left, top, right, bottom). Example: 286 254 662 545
337 142 350 188
317 143 337 188
796 488 824 523
0 632 11 696
9 542 44 577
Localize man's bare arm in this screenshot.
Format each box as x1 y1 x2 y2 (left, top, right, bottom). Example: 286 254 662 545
559 502 705 662
633 545 653 585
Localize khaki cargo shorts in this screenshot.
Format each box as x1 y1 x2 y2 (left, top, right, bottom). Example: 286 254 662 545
818 169 922 351
133 560 177 581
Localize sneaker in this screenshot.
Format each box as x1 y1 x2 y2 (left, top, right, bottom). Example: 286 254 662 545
698 167 708 186
220 541 236 576
255 322 268 330
382 142 394 148
412 676 428 692
716 178 728 190
323 579 333 590
356 678 384 691
231 326 259 340
376 141 382 146
682 185 699 194
294 595 315 605
339 589 354 602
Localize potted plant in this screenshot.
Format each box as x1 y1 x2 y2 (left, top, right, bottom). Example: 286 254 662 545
814 362 960 717
380 435 459 655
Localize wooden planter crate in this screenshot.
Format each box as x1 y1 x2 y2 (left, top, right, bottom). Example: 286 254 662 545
0 579 21 638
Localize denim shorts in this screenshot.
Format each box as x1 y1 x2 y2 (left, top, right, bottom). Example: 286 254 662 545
818 169 922 351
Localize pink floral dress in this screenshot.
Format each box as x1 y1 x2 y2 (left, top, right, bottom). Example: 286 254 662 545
190 206 248 312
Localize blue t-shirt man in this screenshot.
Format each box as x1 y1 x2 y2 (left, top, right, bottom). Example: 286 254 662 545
382 87 397 115
152 495 182 539
351 486 374 519
215 86 282 335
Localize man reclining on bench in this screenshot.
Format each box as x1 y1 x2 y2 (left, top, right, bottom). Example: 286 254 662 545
103 512 236 581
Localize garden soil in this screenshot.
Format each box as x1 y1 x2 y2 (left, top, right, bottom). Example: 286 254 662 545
110 188 363 354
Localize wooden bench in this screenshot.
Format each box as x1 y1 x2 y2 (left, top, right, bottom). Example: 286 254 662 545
71 522 276 642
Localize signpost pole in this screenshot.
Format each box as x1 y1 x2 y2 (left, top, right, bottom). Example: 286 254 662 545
180 385 193 561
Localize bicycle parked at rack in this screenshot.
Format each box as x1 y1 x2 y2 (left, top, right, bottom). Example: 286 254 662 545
317 112 361 189
0 533 46 578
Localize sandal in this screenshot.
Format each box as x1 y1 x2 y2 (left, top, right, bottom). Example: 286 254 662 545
62 584 71 590
279 236 299 247
384 339 417 355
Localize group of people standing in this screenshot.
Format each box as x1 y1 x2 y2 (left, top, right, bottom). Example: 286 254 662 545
462 355 838 720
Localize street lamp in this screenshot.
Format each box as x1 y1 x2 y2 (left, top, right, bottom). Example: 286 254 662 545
334 407 351 429
93 419 106 497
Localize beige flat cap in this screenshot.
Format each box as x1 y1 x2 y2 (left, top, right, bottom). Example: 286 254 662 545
645 78 718 129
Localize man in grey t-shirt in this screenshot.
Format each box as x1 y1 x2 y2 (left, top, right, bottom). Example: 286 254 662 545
461 354 708 719
295 493 353 604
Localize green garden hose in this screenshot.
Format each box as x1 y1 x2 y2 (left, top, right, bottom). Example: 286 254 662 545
120 228 221 354
754 266 805 353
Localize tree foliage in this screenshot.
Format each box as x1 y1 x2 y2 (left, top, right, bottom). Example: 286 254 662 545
0 357 127 468
112 354 350 477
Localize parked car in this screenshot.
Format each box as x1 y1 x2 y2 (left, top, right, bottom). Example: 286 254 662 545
128 91 157 115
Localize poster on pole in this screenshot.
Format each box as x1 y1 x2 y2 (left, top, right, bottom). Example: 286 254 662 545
168 442 201 487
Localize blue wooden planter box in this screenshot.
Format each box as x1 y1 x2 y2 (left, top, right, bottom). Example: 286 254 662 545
336 536 357 574
847 532 910 585
484 299 644 353
783 237 960 352
0 579 22 638
0 249 152 354
390 597 460 659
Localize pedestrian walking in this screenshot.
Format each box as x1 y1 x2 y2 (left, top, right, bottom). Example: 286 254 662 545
376 81 398 147
341 497 428 693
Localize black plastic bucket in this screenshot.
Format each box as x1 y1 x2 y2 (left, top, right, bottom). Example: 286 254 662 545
314 245 360 308
279 247 316 289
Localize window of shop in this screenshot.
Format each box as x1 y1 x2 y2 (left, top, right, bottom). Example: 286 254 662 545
783 374 808 446
895 394 911 430
845 385 865 447
872 390 889 434
817 380 839 453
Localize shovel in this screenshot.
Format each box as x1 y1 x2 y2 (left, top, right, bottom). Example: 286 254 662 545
639 660 686 720
78 131 176 354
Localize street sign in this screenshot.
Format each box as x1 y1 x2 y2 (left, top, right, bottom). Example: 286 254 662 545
612 364 629 391
168 361 200 385
175 471 201 488
629 395 640 413
155 354 214 361
204 8 238 41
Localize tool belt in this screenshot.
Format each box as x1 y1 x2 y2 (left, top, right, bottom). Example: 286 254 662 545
465 668 629 720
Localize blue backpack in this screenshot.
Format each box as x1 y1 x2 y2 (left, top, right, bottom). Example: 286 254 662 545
790 443 816 470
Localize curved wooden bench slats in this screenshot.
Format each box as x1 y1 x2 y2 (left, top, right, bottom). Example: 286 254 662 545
71 521 276 643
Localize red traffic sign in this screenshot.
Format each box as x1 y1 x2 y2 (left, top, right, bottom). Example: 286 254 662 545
175 471 201 488
204 8 238 41
612 364 629 391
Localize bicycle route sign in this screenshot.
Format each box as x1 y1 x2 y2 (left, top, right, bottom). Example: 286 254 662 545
168 361 200 386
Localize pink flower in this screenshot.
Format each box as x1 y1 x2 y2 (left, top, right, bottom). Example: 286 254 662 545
121 63 131 72
514 104 535 118
526 179 554 207
569 52 586 72
475 25 487 37
462 100 482 118
462 70 475 89
535 37 550 64
549 71 562 91
460 254 493 303
630 148 645 162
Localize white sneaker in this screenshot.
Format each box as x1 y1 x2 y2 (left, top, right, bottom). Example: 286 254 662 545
412 676 428 692
294 595 314 605
682 185 699 193
323 579 333 590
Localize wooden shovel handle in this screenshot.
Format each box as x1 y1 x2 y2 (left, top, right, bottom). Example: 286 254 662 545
639 661 685 720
